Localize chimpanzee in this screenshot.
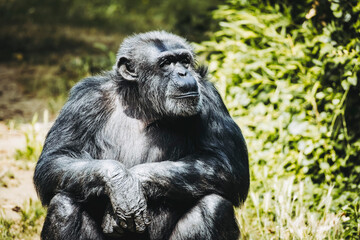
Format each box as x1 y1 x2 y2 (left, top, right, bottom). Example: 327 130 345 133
34 31 249 240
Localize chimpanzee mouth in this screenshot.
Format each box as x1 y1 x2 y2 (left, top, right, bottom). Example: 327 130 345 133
172 92 199 99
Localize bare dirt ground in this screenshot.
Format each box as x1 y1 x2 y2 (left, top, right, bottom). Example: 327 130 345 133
0 120 51 239
0 64 50 222
0 123 42 220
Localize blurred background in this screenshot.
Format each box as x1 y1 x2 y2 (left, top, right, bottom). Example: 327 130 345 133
0 0 359 239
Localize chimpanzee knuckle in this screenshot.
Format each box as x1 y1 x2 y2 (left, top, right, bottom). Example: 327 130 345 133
144 212 151 225
119 219 128 229
101 217 113 233
101 160 127 184
103 220 125 238
127 203 140 217
136 225 146 233
135 217 146 233
131 210 147 233
113 225 125 235
102 211 126 237
123 210 134 219
114 206 130 222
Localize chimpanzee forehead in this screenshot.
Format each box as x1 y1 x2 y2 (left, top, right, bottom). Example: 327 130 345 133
152 38 186 52
143 38 191 63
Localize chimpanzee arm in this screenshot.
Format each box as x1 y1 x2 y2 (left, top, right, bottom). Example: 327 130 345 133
34 77 149 233
131 131 248 206
131 83 249 206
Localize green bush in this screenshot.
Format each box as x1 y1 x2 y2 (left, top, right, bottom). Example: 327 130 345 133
198 0 359 238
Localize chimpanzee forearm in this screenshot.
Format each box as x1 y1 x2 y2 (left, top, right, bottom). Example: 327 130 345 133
129 154 247 206
34 155 149 232
35 157 124 203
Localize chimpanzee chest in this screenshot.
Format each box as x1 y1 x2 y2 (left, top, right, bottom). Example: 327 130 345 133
101 110 201 168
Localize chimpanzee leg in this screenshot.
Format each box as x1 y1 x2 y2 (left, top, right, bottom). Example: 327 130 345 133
169 194 240 240
41 193 106 240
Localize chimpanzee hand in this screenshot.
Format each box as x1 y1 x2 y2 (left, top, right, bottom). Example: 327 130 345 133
102 165 150 236
102 203 125 237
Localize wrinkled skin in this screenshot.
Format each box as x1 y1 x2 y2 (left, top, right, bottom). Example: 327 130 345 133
103 165 149 234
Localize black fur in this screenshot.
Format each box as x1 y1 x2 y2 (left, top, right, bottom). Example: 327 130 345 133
34 31 249 240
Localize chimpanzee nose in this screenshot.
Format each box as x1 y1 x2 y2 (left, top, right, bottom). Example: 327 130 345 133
177 73 198 93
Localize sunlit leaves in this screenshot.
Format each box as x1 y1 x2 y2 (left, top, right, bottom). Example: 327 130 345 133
199 0 360 237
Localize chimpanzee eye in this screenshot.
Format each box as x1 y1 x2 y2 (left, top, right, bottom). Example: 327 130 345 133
160 58 171 68
181 58 190 67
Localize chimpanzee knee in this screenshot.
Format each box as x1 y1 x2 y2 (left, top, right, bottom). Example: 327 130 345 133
41 193 105 240
200 194 240 240
169 194 240 240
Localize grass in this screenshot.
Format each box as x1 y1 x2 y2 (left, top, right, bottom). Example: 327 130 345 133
14 113 48 162
0 181 346 240
0 199 46 240
237 177 345 239
6 114 354 240
0 180 346 239
0 117 47 239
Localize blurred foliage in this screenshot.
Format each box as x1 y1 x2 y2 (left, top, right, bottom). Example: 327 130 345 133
0 0 220 35
198 0 360 238
0 0 221 61
0 0 222 114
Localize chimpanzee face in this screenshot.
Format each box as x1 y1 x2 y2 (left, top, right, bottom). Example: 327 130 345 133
116 31 202 118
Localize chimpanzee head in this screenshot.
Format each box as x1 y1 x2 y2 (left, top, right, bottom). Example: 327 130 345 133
114 31 203 119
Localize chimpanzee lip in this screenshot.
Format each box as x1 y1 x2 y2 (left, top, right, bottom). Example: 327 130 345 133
172 92 199 99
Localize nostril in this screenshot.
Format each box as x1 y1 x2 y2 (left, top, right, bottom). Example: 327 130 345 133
178 71 187 77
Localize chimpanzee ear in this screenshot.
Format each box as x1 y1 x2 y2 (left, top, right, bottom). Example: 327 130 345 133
117 57 138 81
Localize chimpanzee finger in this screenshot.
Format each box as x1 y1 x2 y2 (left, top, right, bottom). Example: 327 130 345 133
142 209 151 225
134 211 147 233
119 218 127 229
125 215 136 232
113 208 128 229
112 223 125 236
102 212 124 237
